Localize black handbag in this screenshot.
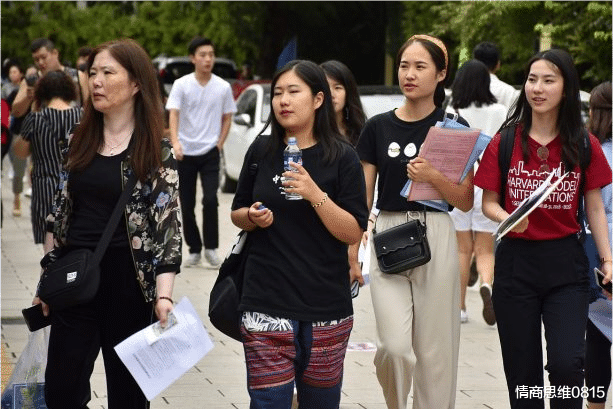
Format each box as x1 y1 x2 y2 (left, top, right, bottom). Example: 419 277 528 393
38 174 137 311
208 230 250 342
372 212 431 274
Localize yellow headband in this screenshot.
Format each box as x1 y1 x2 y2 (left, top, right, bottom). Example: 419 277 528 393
408 35 448 71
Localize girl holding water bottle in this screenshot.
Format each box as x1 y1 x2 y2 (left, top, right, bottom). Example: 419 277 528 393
230 60 368 408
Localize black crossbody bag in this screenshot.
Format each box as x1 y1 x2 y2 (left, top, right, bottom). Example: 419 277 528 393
372 211 431 274
38 173 137 311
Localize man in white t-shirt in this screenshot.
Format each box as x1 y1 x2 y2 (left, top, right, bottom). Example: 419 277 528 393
473 42 520 112
166 36 237 267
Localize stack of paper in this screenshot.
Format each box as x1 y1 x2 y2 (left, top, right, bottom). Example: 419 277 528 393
400 116 493 211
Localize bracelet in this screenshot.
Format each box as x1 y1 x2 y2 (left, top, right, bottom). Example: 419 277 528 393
369 217 376 223
600 258 612 265
247 210 256 225
495 209 505 222
312 193 328 208
156 296 174 304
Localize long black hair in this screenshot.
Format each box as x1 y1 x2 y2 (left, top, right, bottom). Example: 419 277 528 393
260 60 344 165
320 60 366 146
588 81 612 143
451 59 497 109
500 48 584 171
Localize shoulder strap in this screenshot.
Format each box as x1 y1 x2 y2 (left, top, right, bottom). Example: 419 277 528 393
92 173 137 262
498 125 516 206
576 129 592 242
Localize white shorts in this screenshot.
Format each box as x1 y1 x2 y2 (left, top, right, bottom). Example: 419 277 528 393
449 187 498 233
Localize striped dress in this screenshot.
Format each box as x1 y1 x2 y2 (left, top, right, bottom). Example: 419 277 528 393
21 106 81 243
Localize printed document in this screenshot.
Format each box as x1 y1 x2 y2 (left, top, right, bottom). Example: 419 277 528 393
115 297 214 400
400 117 493 210
494 170 569 241
400 126 481 201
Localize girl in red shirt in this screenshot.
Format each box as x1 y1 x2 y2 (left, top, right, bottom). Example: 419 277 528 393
475 49 611 409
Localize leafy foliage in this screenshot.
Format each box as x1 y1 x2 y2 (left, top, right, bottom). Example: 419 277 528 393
1 1 610 89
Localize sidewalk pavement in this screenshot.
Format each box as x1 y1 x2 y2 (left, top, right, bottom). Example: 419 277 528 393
2 171 606 408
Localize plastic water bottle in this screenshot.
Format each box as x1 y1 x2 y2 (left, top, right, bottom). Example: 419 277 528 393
283 137 303 200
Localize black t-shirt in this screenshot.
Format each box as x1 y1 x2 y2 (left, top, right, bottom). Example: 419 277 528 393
232 137 369 321
356 108 469 211
67 149 129 248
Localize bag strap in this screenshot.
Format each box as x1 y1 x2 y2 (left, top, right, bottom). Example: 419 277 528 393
577 128 592 242
498 124 516 206
92 172 137 262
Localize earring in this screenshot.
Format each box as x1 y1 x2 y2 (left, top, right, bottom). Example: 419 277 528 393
345 106 349 121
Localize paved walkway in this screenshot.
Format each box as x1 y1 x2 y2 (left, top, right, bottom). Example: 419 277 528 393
1 169 607 408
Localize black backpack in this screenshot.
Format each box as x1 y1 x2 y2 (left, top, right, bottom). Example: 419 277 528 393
497 125 591 240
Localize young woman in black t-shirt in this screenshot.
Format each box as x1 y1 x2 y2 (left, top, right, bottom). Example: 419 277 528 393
356 35 473 409
231 60 368 408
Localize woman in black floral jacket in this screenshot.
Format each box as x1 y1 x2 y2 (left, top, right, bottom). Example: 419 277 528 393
33 39 182 409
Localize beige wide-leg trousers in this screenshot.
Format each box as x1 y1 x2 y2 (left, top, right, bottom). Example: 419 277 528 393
370 211 460 409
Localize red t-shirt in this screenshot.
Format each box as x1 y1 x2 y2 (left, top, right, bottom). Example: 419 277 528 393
474 124 612 241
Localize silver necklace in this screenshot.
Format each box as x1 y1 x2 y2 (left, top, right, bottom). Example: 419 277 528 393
104 130 133 155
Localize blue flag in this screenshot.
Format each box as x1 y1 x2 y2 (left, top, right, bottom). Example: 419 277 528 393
276 37 297 70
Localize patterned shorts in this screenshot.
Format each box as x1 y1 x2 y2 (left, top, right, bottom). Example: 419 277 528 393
241 311 353 390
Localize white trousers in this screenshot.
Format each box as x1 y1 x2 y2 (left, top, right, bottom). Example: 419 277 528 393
370 211 460 409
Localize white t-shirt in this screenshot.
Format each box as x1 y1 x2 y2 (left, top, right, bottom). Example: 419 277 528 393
166 73 237 156
446 102 507 138
489 73 520 111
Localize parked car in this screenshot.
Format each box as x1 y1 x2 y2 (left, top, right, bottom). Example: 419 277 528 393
152 55 238 96
221 83 271 192
220 84 406 193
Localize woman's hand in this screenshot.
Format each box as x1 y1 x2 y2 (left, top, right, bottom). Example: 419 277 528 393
155 298 174 328
601 261 612 286
510 217 529 233
249 202 273 228
407 157 440 184
282 162 324 204
32 296 50 317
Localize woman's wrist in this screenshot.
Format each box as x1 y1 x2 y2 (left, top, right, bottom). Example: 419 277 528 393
495 209 506 223
311 192 328 208
247 209 257 226
156 296 174 304
600 258 612 267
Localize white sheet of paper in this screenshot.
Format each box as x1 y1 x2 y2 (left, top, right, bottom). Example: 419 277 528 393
114 296 214 400
494 170 568 241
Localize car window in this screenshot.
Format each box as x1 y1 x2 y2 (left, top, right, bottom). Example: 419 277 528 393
262 91 271 122
236 90 257 123
213 63 236 80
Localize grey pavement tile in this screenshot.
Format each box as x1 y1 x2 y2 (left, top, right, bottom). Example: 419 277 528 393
2 170 610 409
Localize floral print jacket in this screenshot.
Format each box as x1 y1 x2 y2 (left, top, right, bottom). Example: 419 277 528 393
43 138 182 302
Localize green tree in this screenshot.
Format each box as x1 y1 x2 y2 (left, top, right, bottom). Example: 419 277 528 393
539 1 612 86
401 1 612 89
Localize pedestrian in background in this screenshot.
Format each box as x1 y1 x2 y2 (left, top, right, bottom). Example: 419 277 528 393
1 60 23 101
446 59 507 325
320 60 366 146
356 34 473 409
166 36 236 268
11 38 88 118
320 59 368 292
76 46 92 72
13 70 81 246
473 41 520 111
2 61 27 217
231 60 368 408
475 49 612 409
35 38 182 409
584 81 612 409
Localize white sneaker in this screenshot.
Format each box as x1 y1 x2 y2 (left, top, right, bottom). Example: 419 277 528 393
204 249 221 267
184 252 201 267
460 309 468 323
